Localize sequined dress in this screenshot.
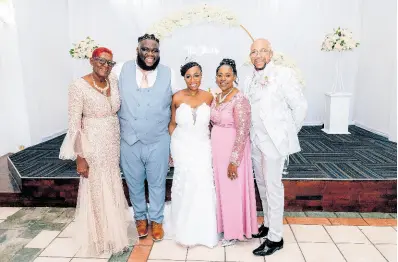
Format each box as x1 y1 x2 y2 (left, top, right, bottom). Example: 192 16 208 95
210 92 258 240
59 75 138 256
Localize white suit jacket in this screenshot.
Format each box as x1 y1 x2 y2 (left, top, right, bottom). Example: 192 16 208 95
244 62 308 156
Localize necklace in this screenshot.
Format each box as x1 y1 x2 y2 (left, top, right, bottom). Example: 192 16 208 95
92 74 109 96
218 87 234 103
187 89 199 97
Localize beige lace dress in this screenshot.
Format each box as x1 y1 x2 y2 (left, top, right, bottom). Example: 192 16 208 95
59 74 138 256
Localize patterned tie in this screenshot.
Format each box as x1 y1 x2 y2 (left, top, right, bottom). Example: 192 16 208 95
246 70 264 104
141 71 149 88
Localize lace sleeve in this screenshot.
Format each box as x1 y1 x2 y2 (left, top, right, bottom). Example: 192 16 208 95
230 95 251 166
59 82 90 160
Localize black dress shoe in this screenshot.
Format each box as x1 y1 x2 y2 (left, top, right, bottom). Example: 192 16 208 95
253 238 284 256
252 224 269 238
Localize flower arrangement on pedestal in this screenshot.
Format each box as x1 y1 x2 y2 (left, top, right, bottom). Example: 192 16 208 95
321 27 360 52
321 27 360 93
69 37 99 59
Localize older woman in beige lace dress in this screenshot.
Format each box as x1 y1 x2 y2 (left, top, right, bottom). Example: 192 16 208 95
59 47 138 256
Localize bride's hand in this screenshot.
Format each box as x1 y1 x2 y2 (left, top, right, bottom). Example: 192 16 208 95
227 163 238 180
169 155 174 166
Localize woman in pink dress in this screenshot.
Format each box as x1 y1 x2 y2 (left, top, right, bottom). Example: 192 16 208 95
210 58 258 247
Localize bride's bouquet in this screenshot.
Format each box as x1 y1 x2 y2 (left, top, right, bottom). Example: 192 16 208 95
69 37 99 59
321 27 360 52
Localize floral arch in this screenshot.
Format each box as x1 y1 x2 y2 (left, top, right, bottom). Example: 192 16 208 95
68 4 304 86
147 4 305 86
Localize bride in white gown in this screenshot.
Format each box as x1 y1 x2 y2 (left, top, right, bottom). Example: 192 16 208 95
165 61 219 248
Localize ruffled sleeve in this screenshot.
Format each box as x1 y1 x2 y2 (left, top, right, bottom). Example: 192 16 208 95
59 81 90 160
230 94 251 166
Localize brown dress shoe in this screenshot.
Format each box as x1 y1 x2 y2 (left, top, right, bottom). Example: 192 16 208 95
136 220 148 238
151 222 164 241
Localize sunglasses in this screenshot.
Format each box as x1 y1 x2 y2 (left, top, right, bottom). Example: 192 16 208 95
93 57 116 67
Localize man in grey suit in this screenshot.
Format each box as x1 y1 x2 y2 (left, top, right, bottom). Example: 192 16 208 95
118 34 172 242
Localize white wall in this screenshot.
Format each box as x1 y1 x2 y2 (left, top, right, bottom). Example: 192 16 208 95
354 0 397 141
389 77 397 142
0 0 396 154
68 0 363 126
0 3 31 156
12 0 72 145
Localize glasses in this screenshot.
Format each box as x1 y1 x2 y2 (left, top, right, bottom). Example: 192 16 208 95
93 57 116 67
140 47 160 54
250 49 271 57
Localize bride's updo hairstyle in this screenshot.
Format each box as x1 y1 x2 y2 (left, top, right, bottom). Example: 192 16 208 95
180 61 202 77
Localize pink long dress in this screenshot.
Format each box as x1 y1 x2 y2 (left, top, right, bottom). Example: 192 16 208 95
210 92 258 240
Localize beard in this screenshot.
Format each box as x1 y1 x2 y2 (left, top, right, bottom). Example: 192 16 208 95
136 54 160 71
254 62 267 71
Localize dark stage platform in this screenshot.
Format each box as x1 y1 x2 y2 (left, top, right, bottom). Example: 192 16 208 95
2 125 397 212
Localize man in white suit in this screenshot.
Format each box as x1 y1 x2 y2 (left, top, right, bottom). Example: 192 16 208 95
244 39 307 256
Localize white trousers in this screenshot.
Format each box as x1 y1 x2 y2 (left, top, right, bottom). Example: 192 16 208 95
252 137 285 242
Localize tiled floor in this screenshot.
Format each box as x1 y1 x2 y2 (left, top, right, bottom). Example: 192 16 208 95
0 207 396 262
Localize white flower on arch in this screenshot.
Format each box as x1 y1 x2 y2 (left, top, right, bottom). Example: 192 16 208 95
147 4 305 88
147 4 240 40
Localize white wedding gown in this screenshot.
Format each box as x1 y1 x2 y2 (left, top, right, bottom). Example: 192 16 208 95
163 102 219 248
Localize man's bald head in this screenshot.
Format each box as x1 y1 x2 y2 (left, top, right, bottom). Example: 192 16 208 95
251 38 272 51
250 38 273 71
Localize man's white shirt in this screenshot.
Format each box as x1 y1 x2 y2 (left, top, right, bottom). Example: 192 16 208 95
113 61 178 93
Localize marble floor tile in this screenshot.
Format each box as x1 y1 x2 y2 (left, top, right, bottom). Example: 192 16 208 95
10 248 41 262
299 243 345 262
375 244 397 262
26 230 61 249
338 243 387 262
359 226 397 244
0 207 22 220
